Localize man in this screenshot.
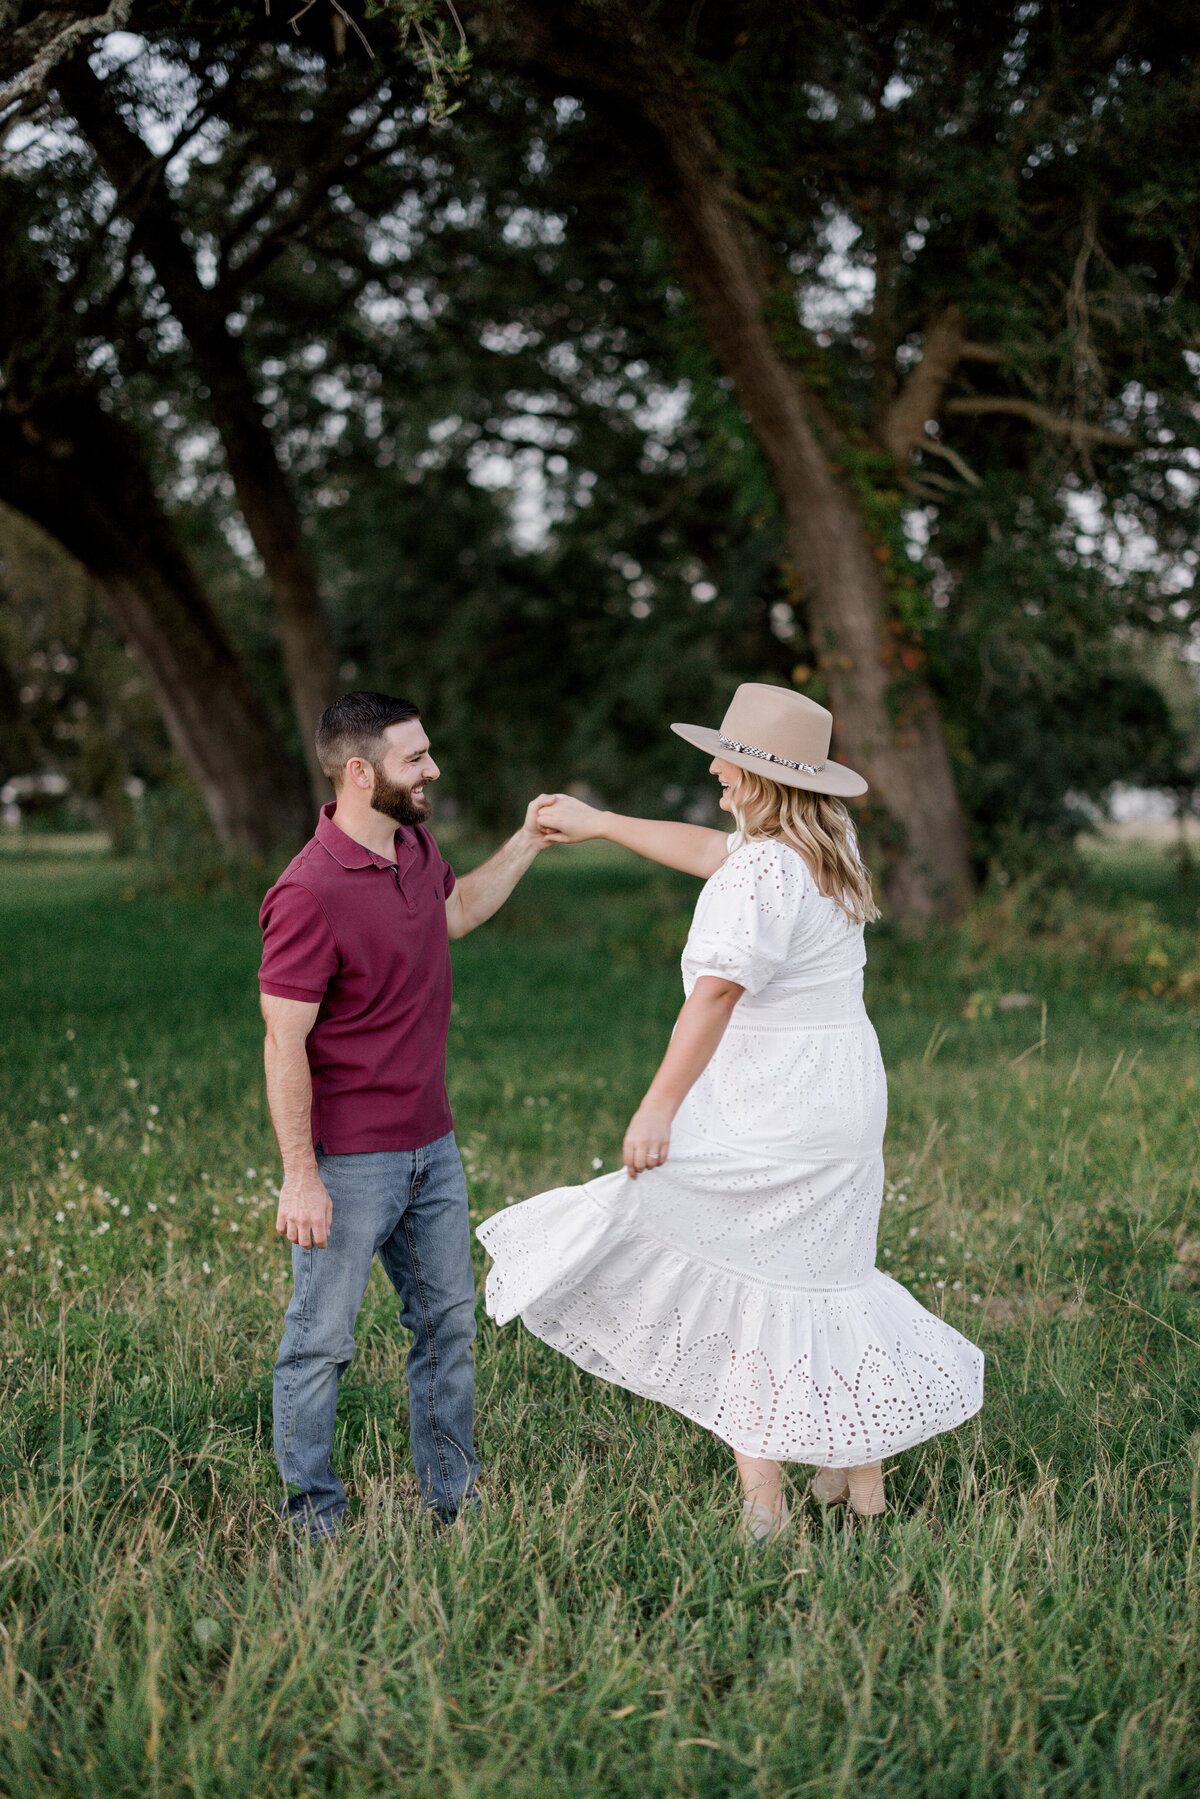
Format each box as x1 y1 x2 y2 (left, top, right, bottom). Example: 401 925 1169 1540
259 691 551 1538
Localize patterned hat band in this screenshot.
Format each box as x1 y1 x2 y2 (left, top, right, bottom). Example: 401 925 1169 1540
718 734 827 776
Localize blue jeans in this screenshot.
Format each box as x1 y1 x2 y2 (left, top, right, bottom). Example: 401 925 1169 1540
273 1131 479 1538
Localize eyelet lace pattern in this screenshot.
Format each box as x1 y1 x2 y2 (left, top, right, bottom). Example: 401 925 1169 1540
478 837 984 1467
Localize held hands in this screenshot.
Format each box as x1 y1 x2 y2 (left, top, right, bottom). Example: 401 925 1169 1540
521 793 560 848
535 794 607 844
623 1100 675 1180
276 1169 334 1249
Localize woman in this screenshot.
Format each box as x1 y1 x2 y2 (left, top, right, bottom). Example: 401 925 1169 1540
477 685 984 1539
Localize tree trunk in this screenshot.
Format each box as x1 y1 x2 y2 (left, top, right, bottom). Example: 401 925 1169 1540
0 397 311 855
59 57 340 810
463 0 973 923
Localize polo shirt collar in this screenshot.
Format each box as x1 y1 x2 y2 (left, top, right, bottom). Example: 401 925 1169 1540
316 802 405 870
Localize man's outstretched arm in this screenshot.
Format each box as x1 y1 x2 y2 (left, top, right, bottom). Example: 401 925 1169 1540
445 793 553 940
261 993 332 1249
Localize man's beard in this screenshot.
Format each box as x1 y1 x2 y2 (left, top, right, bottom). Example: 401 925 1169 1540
370 764 432 828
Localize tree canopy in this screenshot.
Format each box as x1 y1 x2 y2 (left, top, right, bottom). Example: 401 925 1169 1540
2 0 1198 909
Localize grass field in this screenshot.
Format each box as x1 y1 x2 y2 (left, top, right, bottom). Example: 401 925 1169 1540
2 835 1200 1796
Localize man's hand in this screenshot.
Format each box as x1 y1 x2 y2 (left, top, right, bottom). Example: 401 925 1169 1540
276 1168 334 1249
623 1101 675 1180
536 794 608 844
521 792 558 847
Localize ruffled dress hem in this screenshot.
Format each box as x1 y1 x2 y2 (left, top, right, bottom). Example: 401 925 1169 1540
477 1177 985 1469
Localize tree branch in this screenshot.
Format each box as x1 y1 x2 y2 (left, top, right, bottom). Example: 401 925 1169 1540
214 66 385 275
942 395 1138 448
0 0 131 124
223 90 392 292
879 305 968 463
879 312 1013 468
919 437 982 486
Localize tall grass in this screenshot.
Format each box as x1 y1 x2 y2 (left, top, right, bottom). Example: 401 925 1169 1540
1 840 1198 1795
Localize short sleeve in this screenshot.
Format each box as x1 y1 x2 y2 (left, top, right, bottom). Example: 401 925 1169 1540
259 881 339 1003
683 839 809 997
442 857 456 899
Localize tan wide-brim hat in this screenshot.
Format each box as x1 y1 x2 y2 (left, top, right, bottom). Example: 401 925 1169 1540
672 682 868 798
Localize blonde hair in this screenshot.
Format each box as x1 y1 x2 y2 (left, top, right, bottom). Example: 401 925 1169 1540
730 770 880 926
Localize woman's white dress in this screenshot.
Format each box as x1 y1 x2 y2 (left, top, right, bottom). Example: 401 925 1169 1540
477 837 984 1468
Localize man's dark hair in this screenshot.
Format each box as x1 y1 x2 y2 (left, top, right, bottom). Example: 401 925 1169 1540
315 692 420 786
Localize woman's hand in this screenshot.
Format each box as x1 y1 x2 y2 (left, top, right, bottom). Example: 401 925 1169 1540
535 794 609 844
623 1101 675 1179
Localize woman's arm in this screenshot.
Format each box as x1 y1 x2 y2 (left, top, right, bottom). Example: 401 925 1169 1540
622 975 743 1177
536 794 729 879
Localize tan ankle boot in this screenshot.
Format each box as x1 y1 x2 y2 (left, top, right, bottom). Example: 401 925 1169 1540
741 1496 789 1543
810 1467 850 1505
846 1465 886 1517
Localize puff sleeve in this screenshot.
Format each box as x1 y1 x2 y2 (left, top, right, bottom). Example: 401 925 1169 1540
681 839 810 998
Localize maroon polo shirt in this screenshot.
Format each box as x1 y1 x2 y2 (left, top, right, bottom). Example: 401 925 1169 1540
258 803 457 1154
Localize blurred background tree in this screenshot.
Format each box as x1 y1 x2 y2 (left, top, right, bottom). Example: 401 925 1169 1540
0 505 174 851
1 0 1197 911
